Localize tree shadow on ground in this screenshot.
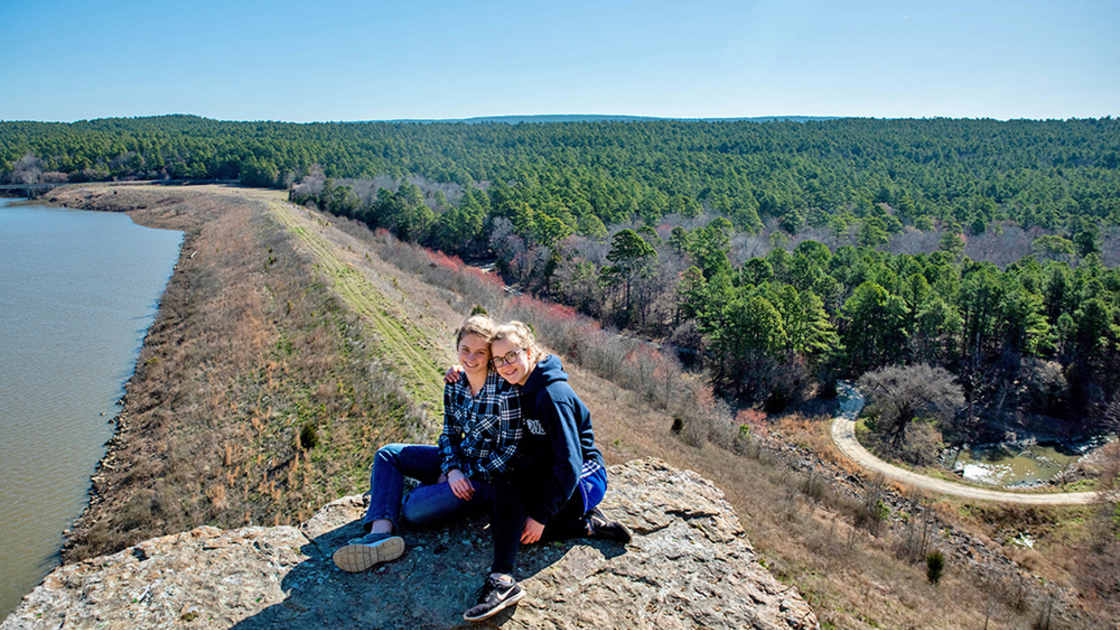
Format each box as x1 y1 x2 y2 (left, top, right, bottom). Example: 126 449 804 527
229 511 626 630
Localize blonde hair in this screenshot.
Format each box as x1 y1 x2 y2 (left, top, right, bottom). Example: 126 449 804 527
491 321 543 367
456 314 496 346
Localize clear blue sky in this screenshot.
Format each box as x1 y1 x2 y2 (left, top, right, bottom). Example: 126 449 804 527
1 0 1116 122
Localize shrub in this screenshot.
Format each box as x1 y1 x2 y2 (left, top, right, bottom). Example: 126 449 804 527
681 417 707 448
734 423 752 448
926 549 945 584
853 477 889 534
736 408 768 439
300 422 319 450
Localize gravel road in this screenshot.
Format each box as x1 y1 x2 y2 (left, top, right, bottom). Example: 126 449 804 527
830 384 1096 505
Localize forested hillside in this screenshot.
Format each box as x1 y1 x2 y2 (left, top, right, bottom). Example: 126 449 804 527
5 115 1119 449
3 116 1118 233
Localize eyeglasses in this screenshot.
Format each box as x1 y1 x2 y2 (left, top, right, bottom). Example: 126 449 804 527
490 348 524 368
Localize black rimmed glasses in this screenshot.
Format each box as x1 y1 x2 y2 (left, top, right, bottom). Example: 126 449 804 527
491 348 524 368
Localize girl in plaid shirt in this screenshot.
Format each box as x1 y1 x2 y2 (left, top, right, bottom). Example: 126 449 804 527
333 314 523 573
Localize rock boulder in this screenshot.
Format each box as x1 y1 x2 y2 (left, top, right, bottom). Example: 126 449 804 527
3 458 818 629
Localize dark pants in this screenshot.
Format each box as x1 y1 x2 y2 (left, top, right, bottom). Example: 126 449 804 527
489 479 590 575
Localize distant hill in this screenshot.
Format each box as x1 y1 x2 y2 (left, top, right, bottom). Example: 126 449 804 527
385 114 838 124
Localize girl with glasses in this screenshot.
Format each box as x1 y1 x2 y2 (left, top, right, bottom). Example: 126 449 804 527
462 320 630 623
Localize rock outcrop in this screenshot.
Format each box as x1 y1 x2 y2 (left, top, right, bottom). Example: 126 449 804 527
3 459 818 629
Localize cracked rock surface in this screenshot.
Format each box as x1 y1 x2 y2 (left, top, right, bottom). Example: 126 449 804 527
3 458 818 630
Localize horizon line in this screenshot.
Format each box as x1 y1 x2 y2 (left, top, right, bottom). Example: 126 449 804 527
4 113 1115 125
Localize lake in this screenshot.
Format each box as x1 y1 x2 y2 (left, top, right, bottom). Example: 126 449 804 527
0 198 182 618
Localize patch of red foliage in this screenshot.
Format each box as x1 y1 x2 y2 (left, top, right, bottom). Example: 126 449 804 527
736 408 769 439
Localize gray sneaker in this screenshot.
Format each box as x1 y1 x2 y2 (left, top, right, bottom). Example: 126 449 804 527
333 532 405 573
347 530 389 545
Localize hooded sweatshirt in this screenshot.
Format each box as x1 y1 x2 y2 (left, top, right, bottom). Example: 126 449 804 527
515 354 605 524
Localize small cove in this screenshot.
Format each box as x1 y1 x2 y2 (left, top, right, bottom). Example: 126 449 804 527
951 442 1084 487
0 198 183 618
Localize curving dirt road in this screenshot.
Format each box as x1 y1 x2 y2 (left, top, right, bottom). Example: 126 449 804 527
830 384 1096 505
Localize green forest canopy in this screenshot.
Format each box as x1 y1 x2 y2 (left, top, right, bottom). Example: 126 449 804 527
3 115 1119 235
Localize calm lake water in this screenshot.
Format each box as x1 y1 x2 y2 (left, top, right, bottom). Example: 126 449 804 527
0 198 182 618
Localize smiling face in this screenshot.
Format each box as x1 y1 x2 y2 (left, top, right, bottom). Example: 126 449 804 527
489 337 532 386
457 333 492 379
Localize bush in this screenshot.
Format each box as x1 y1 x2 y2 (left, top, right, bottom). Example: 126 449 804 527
681 417 707 448
926 549 945 584
853 478 889 534
300 421 319 450
733 423 753 455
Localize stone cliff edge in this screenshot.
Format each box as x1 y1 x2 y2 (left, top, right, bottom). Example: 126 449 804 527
3 458 818 630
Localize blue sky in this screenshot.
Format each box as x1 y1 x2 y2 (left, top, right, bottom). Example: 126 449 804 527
1 0 1116 122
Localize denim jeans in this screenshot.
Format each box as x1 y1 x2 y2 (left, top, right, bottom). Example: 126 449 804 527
363 443 495 530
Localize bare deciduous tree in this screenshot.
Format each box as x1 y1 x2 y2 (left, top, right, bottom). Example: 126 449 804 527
8 152 43 184
857 363 965 448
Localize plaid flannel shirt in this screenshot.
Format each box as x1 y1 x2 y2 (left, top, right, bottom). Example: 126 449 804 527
438 371 523 483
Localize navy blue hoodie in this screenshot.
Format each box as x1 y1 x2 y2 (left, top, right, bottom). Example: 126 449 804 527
515 355 605 524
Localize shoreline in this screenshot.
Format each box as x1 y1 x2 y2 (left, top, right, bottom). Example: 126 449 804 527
40 185 217 559
0 190 192 614
0 193 189 618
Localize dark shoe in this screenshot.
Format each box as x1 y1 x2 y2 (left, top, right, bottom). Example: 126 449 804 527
463 574 525 622
587 507 632 544
333 533 405 573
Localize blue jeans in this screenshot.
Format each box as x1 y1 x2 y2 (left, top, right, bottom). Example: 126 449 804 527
363 443 495 530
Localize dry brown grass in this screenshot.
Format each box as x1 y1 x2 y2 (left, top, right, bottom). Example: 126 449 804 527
56 186 432 561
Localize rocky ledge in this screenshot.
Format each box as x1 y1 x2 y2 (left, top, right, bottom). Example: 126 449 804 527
3 458 818 629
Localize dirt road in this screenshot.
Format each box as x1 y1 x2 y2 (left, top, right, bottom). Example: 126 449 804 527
830 384 1096 505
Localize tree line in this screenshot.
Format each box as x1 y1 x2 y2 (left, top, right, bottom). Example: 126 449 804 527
3 114 1118 442
3 115 1119 235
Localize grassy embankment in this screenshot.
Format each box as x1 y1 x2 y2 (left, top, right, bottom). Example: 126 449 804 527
59 184 453 562
57 185 1115 629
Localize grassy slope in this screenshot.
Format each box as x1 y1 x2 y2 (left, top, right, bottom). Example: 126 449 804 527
53 184 1113 629
268 198 445 413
